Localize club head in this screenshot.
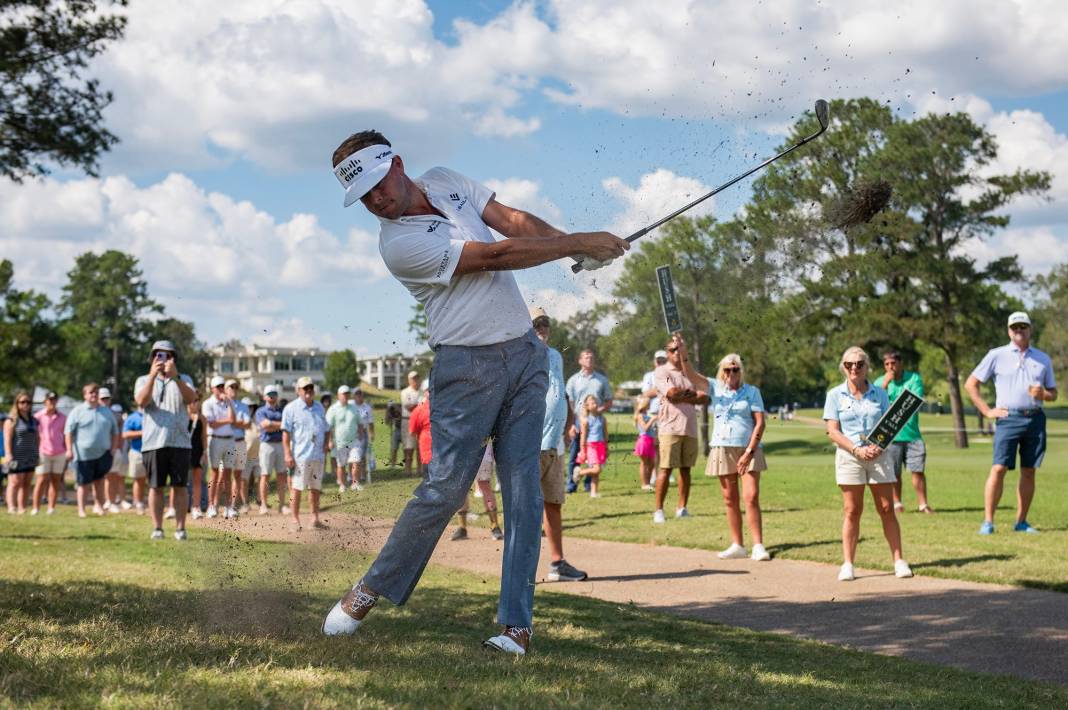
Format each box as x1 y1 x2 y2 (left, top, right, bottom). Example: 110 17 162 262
815 99 830 131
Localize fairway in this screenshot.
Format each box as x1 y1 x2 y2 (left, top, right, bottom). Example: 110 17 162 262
334 411 1068 591
3 511 1067 708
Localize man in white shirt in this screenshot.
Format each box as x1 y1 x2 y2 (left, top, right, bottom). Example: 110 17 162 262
226 380 251 514
400 371 421 475
202 375 238 519
352 388 375 487
321 129 627 655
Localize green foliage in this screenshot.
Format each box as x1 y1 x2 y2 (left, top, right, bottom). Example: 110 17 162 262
0 258 61 398
323 349 360 392
57 250 161 404
0 0 127 181
1033 263 1068 377
407 303 428 348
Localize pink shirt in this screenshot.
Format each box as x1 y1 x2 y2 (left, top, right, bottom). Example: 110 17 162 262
654 364 698 438
34 409 67 456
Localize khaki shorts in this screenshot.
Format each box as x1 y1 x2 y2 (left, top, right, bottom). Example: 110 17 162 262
108 450 125 474
127 450 147 479
259 441 286 477
36 454 67 475
402 425 417 450
835 448 896 486
706 446 768 477
207 437 238 470
659 434 698 469
291 459 324 492
539 450 565 505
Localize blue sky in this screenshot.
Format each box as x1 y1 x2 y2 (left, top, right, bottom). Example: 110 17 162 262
3 1 1067 358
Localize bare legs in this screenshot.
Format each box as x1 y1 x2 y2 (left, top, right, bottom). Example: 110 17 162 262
718 472 763 546
985 465 1036 525
840 483 903 564
654 467 691 513
543 502 563 563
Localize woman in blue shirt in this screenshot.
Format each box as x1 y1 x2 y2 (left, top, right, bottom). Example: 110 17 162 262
706 355 769 561
823 346 912 582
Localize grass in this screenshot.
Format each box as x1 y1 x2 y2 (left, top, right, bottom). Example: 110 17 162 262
336 411 1068 591
2 512 1067 708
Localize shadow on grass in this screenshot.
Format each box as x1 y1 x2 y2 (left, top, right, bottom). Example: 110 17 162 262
3 577 1067 707
913 554 1015 570
768 539 839 554
763 439 833 456
0 533 119 541
1019 579 1068 594
589 568 747 583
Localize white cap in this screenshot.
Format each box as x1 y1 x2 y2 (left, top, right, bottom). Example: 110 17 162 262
224 378 238 388
408 370 420 379
333 144 394 207
1008 311 1031 327
263 384 279 396
98 387 112 399
210 375 226 388
337 385 351 394
654 350 668 360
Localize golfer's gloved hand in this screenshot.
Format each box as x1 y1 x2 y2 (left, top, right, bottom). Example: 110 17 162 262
579 257 613 271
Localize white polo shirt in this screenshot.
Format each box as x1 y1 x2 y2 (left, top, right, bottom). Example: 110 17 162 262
377 167 530 348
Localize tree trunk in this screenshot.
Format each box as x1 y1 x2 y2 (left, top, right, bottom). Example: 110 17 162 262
943 350 969 449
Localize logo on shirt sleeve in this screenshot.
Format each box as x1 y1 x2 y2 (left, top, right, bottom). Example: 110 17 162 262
427 221 441 233
435 250 452 278
449 192 468 210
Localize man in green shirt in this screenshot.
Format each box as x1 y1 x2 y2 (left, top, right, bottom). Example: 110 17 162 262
880 350 933 514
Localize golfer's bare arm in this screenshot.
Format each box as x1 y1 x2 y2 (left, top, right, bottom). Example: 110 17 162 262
454 199 627 274
964 375 998 416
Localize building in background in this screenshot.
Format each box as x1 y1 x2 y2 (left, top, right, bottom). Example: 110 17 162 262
358 354 428 391
210 343 329 395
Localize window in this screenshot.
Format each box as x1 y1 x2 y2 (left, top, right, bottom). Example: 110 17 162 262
291 356 308 371
220 359 234 374
238 357 250 372
309 356 326 371
274 358 291 371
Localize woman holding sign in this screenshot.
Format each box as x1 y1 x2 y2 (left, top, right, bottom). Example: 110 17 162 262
707 354 770 561
823 346 913 582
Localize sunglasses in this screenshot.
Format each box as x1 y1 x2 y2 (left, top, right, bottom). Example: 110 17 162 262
1010 324 1030 331
843 361 867 370
723 367 740 373
213 385 224 390
17 400 30 405
301 385 315 392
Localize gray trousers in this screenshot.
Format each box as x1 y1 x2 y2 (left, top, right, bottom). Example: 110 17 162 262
363 330 548 627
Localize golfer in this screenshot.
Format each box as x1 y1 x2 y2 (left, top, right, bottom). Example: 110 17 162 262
965 312 1057 535
823 346 912 582
321 129 626 655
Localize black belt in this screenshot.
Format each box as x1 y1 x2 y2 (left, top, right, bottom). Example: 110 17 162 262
1007 408 1042 417
210 435 235 440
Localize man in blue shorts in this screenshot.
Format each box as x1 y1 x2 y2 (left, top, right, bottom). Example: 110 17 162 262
65 382 120 518
965 312 1058 535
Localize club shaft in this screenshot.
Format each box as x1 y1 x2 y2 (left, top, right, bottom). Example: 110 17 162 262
572 118 827 273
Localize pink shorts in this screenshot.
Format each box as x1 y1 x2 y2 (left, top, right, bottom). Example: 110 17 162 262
579 440 608 466
633 433 656 459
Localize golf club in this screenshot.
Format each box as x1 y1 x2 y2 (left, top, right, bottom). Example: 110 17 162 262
572 99 831 273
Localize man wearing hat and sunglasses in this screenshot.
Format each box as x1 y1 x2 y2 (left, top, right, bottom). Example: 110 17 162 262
321 130 627 654
134 340 197 540
966 312 1058 535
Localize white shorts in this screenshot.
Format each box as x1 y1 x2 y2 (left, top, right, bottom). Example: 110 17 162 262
258 441 286 477
109 450 126 474
208 437 246 470
127 450 147 479
402 422 417 449
36 454 67 475
835 449 896 486
333 444 360 466
242 455 260 480
291 459 324 492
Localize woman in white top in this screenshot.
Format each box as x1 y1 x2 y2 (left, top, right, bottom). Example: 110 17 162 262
706 355 770 561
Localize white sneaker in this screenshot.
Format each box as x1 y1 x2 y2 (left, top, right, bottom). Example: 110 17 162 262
30 508 39 516
120 500 133 511
92 504 105 516
751 543 771 561
838 562 855 581
571 466 582 484
174 529 188 541
163 507 176 520
280 505 291 515
894 560 913 578
351 482 363 492
675 507 690 519
206 506 218 519
150 528 164 540
239 504 250 514
259 505 269 515
322 584 377 636
46 508 56 515
653 509 666 524
224 507 238 519
191 509 204 520
102 501 113 513
718 543 747 559
135 502 146 515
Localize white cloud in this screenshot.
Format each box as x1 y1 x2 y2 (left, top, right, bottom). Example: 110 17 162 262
0 173 387 343
484 177 564 226
603 168 714 236
472 108 542 138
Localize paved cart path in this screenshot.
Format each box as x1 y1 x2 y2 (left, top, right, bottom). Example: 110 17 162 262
205 511 1068 686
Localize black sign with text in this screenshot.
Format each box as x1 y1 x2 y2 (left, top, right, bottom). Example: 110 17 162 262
656 265 682 334
865 389 924 448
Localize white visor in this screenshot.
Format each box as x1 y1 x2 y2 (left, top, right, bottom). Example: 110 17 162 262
334 144 394 207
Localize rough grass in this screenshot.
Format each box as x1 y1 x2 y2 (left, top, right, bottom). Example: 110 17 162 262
338 412 1068 591
2 513 1066 708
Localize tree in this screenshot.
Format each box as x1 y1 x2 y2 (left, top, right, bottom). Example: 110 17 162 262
58 250 161 404
0 258 61 397
1 0 127 181
748 99 1049 447
407 303 428 349
324 349 360 393
145 317 211 389
1033 263 1068 377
